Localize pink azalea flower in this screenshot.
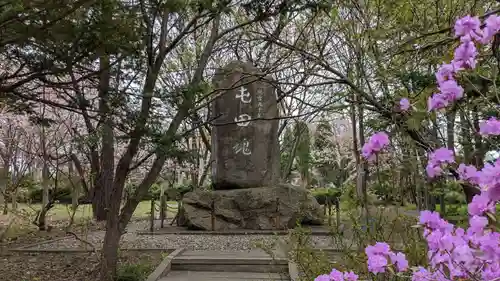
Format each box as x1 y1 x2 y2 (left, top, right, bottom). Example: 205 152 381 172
468 193 496 216
452 41 478 70
329 269 344 281
361 132 390 161
479 117 500 136
454 15 482 42
438 79 464 101
427 94 449 111
458 163 480 184
367 255 388 273
389 252 409 272
481 14 500 43
343 272 358 281
399 98 410 111
468 215 488 234
435 63 455 85
430 148 455 163
365 242 391 256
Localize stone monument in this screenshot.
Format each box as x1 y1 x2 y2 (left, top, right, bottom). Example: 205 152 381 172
209 61 280 190
178 61 324 230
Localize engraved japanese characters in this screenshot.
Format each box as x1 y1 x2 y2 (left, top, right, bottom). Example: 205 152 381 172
210 61 280 190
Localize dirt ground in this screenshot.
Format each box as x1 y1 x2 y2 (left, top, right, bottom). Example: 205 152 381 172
0 208 166 281
0 250 166 281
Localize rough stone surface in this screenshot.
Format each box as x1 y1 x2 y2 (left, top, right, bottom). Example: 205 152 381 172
210 61 280 190
179 184 324 230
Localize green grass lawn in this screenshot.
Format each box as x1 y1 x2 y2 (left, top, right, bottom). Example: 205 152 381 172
403 202 500 226
0 201 179 240
1 201 178 224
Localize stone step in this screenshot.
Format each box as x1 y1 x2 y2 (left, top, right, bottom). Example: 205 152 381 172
159 271 290 281
171 250 288 273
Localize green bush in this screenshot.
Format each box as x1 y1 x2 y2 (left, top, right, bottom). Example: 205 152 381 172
165 184 193 201
444 191 465 204
116 263 153 281
310 187 341 205
27 187 73 203
126 182 192 202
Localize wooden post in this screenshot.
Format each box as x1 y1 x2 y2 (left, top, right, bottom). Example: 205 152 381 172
165 201 169 224
150 199 155 232
160 185 165 228
335 197 340 228
275 197 280 229
327 198 332 226
211 198 215 231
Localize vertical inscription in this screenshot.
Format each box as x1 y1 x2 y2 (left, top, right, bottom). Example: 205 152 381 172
233 86 253 155
256 88 264 118
233 139 252 155
236 86 252 103
234 114 251 127
211 61 280 190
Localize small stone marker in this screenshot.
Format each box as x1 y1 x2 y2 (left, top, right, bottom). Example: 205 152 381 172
210 61 280 190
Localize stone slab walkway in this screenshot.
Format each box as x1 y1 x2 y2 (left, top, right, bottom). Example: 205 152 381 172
159 271 289 281
160 248 291 281
177 249 287 260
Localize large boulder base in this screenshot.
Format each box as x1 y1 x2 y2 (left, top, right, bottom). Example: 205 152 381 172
179 184 324 230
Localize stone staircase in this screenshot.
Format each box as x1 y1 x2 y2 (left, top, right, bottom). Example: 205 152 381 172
159 250 291 281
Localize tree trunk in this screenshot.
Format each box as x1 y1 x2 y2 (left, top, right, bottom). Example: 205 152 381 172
459 109 479 203
70 175 79 212
0 167 6 214
93 27 114 221
41 130 50 227
442 111 456 214
97 11 221 281
472 107 485 169
92 188 108 221
100 221 121 281
99 166 127 281
357 98 368 219
160 184 165 228
11 188 17 210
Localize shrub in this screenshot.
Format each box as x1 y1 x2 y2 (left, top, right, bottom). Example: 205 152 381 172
310 187 341 205
279 207 427 281
28 187 73 204
164 184 193 201
116 263 153 281
444 190 465 204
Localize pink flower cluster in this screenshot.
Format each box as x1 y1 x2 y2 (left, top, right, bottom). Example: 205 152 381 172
428 14 500 111
479 117 500 136
469 193 496 216
425 148 455 178
459 160 500 202
365 242 408 273
399 98 411 111
315 204 499 281
314 269 359 281
416 210 500 280
315 14 500 281
361 132 390 161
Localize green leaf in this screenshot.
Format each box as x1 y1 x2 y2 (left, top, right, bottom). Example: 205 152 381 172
329 7 338 20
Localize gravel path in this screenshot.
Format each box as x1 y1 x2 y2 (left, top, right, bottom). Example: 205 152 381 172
28 232 332 251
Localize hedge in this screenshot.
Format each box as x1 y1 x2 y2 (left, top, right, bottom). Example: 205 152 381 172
310 187 341 205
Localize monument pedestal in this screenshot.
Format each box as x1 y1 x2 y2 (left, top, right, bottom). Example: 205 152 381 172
178 184 324 231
